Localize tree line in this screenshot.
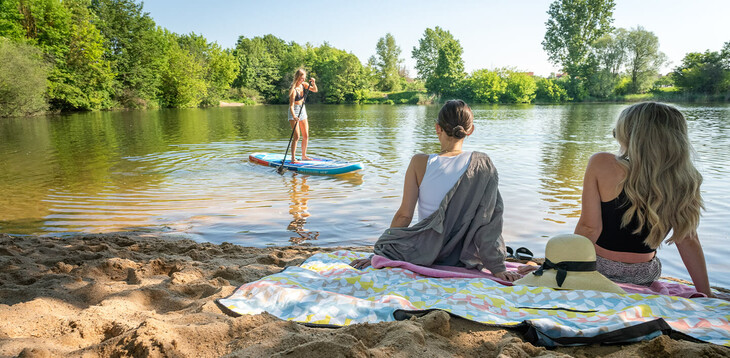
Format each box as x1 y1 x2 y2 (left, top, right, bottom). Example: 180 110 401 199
0 0 238 117
1 0 729 118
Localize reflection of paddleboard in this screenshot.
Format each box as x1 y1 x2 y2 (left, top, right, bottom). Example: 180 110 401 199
249 152 363 175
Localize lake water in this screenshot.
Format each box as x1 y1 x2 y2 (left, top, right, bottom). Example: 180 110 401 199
1 103 729 287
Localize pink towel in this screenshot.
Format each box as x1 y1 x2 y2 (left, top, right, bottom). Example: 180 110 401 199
371 255 706 298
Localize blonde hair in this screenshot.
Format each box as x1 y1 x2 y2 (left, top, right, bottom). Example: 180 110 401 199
289 68 306 98
614 102 703 248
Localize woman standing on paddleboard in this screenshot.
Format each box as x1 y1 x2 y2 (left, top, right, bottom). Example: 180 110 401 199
288 68 318 163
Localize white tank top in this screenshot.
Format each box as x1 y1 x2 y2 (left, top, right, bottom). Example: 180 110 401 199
417 151 471 221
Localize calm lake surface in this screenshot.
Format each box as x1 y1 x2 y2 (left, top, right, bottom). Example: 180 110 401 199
1 103 729 287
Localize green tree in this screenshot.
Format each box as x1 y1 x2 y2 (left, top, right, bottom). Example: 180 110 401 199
584 29 626 98
622 26 666 93
158 30 206 108
535 77 569 102
411 26 456 80
373 33 402 91
5 0 114 110
542 0 616 87
0 0 25 39
52 0 115 110
501 70 537 103
465 69 505 103
0 37 49 116
91 0 166 108
672 50 729 94
204 46 238 106
232 35 283 102
177 33 238 106
426 39 465 97
310 47 365 103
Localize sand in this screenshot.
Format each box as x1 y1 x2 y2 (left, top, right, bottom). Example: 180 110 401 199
1 233 728 358
219 101 245 107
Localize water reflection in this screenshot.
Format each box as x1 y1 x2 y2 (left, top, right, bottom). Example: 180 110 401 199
286 174 319 244
537 105 620 222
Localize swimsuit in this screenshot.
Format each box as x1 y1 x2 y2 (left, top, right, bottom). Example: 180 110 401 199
288 86 308 121
595 190 655 254
595 190 661 286
294 86 305 102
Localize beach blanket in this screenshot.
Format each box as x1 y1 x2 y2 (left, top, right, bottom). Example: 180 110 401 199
372 255 708 298
218 250 730 347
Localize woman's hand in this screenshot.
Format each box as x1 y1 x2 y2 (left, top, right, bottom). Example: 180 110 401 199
494 270 522 282
309 78 316 85
517 264 539 275
350 257 372 270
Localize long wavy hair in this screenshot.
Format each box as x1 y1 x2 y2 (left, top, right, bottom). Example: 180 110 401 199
289 68 306 99
614 102 703 248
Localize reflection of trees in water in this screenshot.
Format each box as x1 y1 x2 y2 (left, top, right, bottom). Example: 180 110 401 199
538 105 619 221
287 174 319 244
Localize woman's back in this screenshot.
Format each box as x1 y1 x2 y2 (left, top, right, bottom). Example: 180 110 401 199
417 152 471 221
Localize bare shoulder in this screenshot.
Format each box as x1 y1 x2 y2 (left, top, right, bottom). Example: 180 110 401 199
409 154 429 170
587 152 626 198
588 152 618 165
408 154 429 184
587 152 622 173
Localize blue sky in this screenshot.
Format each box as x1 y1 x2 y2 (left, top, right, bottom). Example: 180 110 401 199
143 0 730 77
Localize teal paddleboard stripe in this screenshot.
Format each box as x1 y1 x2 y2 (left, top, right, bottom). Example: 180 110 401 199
249 152 363 175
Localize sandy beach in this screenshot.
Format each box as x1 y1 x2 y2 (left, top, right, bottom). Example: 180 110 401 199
0 233 727 357
219 101 246 107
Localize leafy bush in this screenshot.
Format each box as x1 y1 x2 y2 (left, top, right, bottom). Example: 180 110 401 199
613 76 632 95
225 87 258 105
501 71 537 103
465 69 506 103
535 77 568 103
0 38 49 117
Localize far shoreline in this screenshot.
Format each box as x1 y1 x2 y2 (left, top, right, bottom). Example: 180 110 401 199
3 96 728 120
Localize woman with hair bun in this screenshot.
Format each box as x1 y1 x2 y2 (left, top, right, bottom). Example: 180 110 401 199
351 100 519 282
572 102 713 296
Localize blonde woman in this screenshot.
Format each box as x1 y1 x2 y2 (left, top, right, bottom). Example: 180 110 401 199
572 102 712 296
288 68 318 162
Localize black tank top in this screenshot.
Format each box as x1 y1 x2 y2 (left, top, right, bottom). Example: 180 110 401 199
595 190 655 254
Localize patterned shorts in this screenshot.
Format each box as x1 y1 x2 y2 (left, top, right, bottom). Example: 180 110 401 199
596 255 662 286
288 104 308 121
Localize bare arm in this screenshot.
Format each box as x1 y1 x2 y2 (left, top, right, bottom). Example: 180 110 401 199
351 154 423 270
390 155 423 228
304 79 318 93
574 154 604 242
676 234 713 297
289 90 297 118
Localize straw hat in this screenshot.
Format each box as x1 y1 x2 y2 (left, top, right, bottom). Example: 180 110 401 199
514 234 625 294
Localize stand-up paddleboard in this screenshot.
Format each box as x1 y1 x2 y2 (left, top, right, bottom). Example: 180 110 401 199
249 152 363 175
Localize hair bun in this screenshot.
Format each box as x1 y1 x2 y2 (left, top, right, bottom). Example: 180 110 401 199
452 125 467 139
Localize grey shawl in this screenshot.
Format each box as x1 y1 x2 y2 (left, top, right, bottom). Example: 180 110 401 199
373 151 507 274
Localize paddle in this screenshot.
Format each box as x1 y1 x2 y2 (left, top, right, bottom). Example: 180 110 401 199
277 79 312 175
